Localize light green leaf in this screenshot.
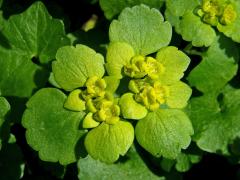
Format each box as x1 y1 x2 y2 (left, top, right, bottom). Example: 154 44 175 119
0 142 24 180
78 146 164 180
217 0 240 43
109 4 172 55
104 76 120 93
166 0 199 17
48 73 61 88
165 0 199 33
186 85 240 154
22 88 86 165
156 46 190 84
165 0 216 47
187 34 239 93
119 93 147 120
0 1 69 97
64 89 86 112
136 109 193 159
179 12 216 47
0 97 10 149
106 42 135 79
53 44 105 91
82 113 100 129
167 81 192 109
100 0 163 19
84 121 134 163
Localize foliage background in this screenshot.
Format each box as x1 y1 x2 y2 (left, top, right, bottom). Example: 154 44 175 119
0 0 240 179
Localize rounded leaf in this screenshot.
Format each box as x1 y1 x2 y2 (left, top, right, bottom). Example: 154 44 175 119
156 46 190 84
106 42 135 79
100 0 163 19
179 12 216 47
53 45 105 91
109 4 172 55
119 93 147 120
167 81 192 109
84 121 134 163
22 88 86 165
136 109 193 159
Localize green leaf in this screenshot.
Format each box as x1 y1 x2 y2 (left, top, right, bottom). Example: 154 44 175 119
100 0 163 19
109 4 172 55
217 0 240 43
186 85 240 154
136 109 193 159
78 146 164 180
106 42 135 79
0 52 49 97
0 142 24 180
53 44 105 91
104 76 120 93
179 12 216 47
166 0 199 17
64 89 86 112
156 46 190 85
160 152 201 173
175 152 201 172
22 88 86 165
119 93 147 120
2 1 69 63
187 35 239 93
165 0 216 47
160 143 202 172
165 0 199 33
48 72 61 88
84 121 134 163
0 97 10 149
167 81 192 109
0 1 69 97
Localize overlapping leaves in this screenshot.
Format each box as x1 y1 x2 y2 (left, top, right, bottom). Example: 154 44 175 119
0 1 69 97
187 34 240 154
165 0 240 46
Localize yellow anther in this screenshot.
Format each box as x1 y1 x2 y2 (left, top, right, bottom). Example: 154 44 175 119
154 82 170 104
220 4 237 25
128 79 150 94
85 76 106 98
124 55 146 78
124 55 165 79
144 57 165 79
200 0 236 26
94 100 120 125
202 0 222 16
134 82 169 111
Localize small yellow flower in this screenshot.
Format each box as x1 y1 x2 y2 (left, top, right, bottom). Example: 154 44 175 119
85 76 106 98
94 100 120 125
220 4 237 25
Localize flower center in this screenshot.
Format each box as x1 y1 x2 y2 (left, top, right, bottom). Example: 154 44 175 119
123 55 165 79
197 0 237 26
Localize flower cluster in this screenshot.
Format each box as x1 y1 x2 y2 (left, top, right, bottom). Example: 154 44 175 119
197 0 237 26
64 76 120 128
